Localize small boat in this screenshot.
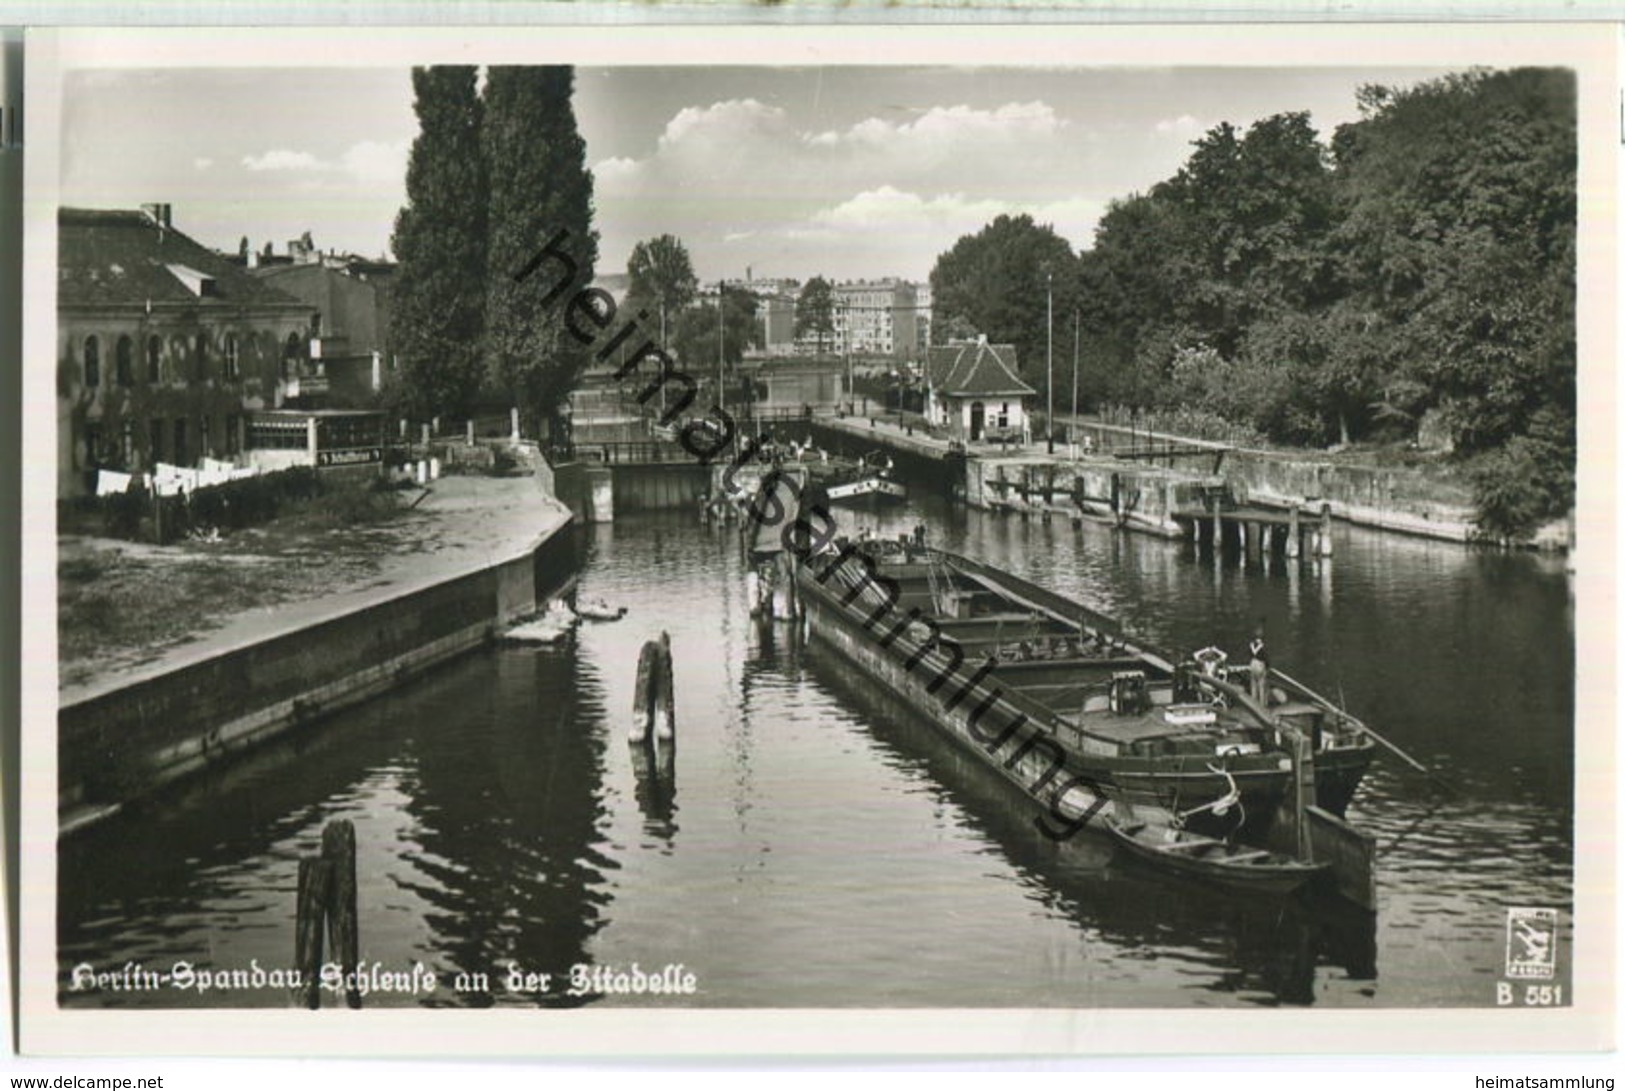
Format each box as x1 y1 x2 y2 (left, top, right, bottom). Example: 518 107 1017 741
502 600 579 644
577 598 627 621
1106 815 1330 895
825 453 906 505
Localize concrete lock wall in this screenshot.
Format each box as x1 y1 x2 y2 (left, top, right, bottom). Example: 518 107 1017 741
1069 421 1478 541
58 521 578 830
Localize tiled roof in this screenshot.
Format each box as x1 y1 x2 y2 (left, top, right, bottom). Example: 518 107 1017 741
926 341 1034 398
58 208 312 311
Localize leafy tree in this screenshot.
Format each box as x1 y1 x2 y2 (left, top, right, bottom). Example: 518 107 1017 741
672 287 758 373
625 234 698 336
482 65 598 426
1329 68 1574 531
795 276 835 354
928 214 1079 387
389 65 488 421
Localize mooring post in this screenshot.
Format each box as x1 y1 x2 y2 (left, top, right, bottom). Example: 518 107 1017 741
294 857 332 1010
466 419 475 445
630 639 659 744
654 631 675 743
322 820 360 1009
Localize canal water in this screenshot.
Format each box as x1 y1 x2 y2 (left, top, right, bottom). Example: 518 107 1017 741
58 494 1576 1009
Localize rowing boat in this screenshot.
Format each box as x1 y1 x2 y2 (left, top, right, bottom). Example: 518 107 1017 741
1106 815 1330 895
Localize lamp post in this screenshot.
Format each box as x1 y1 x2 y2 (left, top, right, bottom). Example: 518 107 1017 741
1046 272 1054 455
1071 308 1080 461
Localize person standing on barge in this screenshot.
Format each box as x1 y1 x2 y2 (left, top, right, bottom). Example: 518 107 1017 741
1247 624 1269 706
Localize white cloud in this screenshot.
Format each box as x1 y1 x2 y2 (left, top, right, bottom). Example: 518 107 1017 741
240 142 407 185
242 149 323 172
592 156 641 183
1154 114 1207 137
658 98 789 151
823 102 1068 152
192 157 214 171
340 139 409 184
594 96 1115 279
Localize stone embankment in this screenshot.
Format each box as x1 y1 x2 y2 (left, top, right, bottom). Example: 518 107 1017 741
56 470 577 836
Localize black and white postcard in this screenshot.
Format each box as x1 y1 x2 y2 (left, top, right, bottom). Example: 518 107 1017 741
16 23 1616 1060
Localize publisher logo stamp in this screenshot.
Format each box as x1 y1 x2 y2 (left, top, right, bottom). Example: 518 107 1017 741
1505 907 1558 980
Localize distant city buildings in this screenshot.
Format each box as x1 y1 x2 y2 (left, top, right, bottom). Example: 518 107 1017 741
831 278 917 359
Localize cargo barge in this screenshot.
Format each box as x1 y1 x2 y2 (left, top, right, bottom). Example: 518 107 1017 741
792 537 1377 846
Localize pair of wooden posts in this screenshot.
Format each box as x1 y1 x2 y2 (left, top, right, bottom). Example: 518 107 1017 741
293 818 360 1010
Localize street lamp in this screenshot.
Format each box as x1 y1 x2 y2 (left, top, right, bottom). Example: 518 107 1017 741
1071 308 1080 460
1046 272 1054 455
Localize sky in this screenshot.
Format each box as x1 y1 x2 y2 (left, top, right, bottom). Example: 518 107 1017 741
60 64 1452 284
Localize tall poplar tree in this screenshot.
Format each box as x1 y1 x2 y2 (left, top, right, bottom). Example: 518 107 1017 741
389 66 488 421
482 66 598 426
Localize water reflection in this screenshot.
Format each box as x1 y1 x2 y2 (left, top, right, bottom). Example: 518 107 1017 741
58 500 1572 1010
801 632 1379 1008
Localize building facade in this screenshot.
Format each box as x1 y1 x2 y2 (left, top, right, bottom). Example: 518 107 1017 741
57 206 319 498
832 279 918 359
251 258 396 404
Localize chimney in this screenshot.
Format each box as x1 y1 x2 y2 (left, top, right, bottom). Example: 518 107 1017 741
141 203 172 229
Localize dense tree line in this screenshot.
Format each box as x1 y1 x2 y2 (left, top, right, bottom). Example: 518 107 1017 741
928 68 1576 539
389 65 596 431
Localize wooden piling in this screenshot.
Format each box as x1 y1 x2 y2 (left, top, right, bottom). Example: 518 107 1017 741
654 631 675 743
1287 506 1301 558
322 820 360 1009
630 640 659 743
294 857 332 1009
1318 502 1334 557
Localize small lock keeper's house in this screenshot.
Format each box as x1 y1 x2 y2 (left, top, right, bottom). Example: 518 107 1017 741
923 336 1035 443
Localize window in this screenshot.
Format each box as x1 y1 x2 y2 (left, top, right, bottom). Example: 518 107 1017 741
200 415 212 458
146 336 162 383
283 332 302 380
148 418 164 465
225 333 240 379
115 336 133 387
83 336 100 388
84 422 103 468
195 332 209 380
173 419 188 467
